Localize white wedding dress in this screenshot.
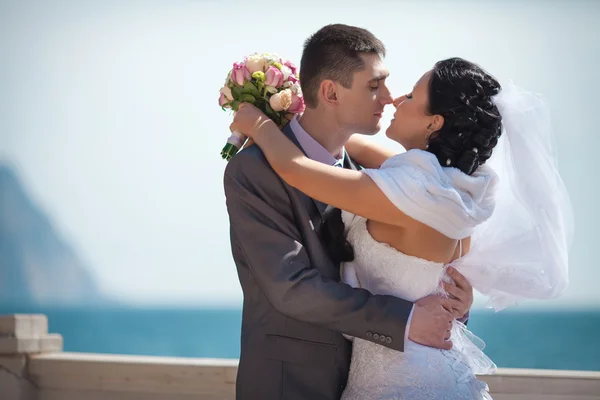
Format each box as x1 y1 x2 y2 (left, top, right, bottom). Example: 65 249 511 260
339 212 492 400
337 81 573 400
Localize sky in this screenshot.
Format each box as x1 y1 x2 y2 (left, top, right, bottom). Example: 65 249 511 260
1 0 599 309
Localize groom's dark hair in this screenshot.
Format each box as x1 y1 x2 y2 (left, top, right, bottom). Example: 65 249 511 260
300 24 386 108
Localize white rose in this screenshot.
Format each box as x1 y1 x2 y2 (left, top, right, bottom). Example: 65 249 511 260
245 54 266 74
291 83 302 96
283 82 301 95
280 65 292 80
263 53 281 64
220 86 234 101
269 89 293 112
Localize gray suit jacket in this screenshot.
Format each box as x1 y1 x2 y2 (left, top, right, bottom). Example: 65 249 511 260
223 123 414 400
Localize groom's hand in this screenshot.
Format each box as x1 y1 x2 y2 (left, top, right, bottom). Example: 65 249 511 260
442 267 474 319
408 295 454 350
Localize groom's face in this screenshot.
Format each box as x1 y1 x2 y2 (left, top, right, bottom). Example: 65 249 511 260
335 53 393 135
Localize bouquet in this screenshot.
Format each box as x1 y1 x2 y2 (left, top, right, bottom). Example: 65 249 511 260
219 53 305 161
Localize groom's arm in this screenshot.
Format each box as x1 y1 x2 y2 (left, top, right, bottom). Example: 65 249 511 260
348 154 473 326
224 149 414 351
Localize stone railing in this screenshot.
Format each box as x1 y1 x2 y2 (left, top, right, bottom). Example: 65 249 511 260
1 314 599 400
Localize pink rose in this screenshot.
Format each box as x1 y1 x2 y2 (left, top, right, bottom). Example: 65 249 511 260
219 93 229 107
287 94 305 114
231 62 251 86
287 74 298 84
265 66 284 88
220 86 234 101
282 59 298 76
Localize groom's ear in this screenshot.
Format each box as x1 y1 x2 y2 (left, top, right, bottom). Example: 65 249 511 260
320 80 338 105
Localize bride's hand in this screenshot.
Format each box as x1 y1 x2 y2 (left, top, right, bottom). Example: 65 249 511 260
230 103 272 139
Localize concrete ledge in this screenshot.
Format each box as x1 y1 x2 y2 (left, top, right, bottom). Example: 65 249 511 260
29 352 238 397
1 314 598 400
0 314 62 356
0 315 49 338
0 334 63 354
0 355 38 400
481 368 600 399
26 352 600 400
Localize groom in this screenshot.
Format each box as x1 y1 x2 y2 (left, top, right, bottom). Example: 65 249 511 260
223 24 473 400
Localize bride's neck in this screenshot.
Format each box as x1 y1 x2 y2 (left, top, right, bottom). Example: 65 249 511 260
298 109 350 158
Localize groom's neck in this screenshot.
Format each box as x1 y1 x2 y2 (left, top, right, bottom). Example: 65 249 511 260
297 108 351 158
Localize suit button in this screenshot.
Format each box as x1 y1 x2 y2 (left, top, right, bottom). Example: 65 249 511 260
366 331 373 338
386 336 392 344
373 333 380 340
380 335 386 343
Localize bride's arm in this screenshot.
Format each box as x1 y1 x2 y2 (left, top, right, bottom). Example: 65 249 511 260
345 135 397 169
232 108 410 227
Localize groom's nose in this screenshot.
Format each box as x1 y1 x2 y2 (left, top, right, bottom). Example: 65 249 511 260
379 83 394 106
380 86 394 106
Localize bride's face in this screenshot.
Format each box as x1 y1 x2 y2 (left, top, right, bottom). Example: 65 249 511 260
386 70 438 150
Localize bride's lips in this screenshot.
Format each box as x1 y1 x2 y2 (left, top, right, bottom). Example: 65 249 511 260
374 112 383 118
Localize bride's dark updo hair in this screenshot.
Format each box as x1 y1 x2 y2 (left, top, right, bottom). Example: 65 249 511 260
426 58 503 175
322 58 503 265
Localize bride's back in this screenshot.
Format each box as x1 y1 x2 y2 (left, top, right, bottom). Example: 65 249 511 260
366 218 470 265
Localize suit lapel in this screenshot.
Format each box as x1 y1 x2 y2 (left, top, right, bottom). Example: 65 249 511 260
282 124 329 216
322 152 362 215
344 152 361 171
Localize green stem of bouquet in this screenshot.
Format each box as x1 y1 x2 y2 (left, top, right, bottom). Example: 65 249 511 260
220 143 239 161
220 82 284 161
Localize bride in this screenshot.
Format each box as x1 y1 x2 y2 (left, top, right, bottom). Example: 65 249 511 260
230 57 573 399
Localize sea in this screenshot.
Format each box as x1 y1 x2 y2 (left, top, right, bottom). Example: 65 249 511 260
1 306 598 371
